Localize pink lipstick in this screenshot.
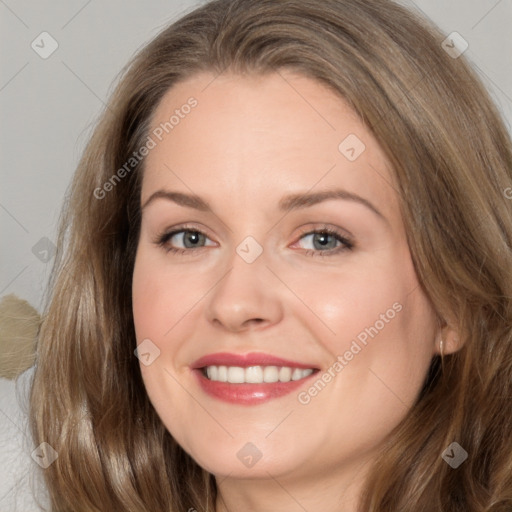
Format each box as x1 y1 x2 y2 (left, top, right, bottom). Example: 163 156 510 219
191 352 319 405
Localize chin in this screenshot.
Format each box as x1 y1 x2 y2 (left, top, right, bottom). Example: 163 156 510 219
182 439 300 479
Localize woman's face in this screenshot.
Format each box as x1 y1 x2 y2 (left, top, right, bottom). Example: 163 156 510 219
132 71 439 484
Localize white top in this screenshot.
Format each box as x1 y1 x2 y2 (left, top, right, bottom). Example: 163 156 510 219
0 366 50 511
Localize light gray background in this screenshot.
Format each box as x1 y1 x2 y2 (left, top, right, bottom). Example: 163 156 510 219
1 0 511 312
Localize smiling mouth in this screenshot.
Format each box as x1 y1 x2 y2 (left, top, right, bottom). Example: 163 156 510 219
201 365 318 384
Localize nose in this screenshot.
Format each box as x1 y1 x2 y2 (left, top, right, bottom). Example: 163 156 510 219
204 246 284 332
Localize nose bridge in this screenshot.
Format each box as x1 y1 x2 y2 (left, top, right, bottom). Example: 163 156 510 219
205 236 283 331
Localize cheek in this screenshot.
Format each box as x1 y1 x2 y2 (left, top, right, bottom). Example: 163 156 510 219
131 250 202 423
286 248 436 394
278 251 417 348
132 248 205 342
286 261 436 453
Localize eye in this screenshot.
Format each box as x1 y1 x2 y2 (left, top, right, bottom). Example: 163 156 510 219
294 226 354 257
153 224 354 257
153 226 215 255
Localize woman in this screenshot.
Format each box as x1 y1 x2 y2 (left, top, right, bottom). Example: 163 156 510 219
29 0 512 510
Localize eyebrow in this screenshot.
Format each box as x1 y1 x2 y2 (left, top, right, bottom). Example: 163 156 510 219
141 188 386 221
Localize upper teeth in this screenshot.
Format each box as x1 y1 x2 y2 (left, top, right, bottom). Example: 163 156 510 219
204 365 314 384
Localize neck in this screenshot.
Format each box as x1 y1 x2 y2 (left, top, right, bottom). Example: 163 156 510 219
214 456 373 512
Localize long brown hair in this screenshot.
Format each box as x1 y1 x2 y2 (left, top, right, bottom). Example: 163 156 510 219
30 0 512 510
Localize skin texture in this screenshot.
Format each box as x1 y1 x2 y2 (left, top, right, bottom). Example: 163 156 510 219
132 71 454 512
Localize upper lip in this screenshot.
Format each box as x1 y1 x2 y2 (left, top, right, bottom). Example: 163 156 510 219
191 352 319 370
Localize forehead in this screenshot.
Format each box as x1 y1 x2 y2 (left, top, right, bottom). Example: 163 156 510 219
141 71 399 223
148 70 363 160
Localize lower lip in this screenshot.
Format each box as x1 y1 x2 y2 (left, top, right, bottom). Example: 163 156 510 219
193 369 318 405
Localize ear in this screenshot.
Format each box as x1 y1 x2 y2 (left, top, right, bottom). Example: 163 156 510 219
434 315 464 356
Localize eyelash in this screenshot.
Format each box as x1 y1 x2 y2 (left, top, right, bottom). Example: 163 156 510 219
153 224 354 258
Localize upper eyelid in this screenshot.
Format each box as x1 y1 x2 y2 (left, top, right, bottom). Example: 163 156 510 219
160 224 215 241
